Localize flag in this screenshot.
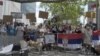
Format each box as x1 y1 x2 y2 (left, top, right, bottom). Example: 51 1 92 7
68 39 82 44
57 33 83 49
57 33 82 39
92 31 100 45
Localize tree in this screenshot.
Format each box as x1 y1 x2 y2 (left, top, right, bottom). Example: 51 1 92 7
40 0 96 25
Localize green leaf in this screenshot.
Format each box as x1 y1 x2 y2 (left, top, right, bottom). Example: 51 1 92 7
40 0 96 25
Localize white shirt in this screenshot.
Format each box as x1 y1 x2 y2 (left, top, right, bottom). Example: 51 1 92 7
82 28 92 44
20 40 28 49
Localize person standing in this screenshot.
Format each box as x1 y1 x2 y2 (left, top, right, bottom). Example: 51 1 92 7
82 26 92 45
0 23 7 46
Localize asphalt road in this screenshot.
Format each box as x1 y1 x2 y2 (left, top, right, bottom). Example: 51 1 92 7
28 50 96 56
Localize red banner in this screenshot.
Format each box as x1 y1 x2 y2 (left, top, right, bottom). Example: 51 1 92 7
93 30 100 36
57 33 83 39
57 30 100 39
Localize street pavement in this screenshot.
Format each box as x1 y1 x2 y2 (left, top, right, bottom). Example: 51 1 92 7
28 50 96 56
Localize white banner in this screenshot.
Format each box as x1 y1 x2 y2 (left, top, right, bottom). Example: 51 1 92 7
45 34 55 44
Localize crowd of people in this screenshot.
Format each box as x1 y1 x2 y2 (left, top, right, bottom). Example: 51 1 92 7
0 21 98 53
0 21 97 43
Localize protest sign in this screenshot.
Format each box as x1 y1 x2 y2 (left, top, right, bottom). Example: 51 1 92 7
3 15 13 23
11 12 22 19
39 11 48 19
45 34 55 44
